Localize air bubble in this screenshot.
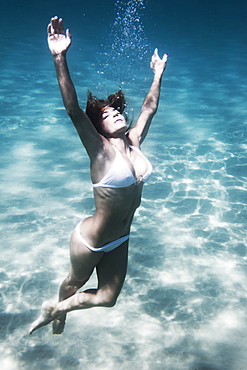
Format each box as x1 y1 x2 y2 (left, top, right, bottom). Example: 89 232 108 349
98 0 150 86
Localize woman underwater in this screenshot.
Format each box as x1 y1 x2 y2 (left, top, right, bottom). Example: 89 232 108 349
30 16 168 334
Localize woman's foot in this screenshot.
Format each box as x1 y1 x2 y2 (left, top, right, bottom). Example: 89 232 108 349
52 313 67 334
29 301 56 334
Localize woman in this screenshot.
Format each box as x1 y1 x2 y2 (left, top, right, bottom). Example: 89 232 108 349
29 16 168 334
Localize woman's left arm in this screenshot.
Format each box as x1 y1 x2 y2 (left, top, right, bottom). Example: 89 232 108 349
128 49 168 145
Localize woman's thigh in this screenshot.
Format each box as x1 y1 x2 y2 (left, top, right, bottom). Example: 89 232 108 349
69 229 104 282
96 240 129 300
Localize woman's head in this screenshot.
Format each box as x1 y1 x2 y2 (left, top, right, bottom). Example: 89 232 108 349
86 90 128 136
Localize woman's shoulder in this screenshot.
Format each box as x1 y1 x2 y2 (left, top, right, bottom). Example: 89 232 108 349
126 131 140 149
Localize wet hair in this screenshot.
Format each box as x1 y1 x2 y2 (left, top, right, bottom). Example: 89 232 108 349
86 89 128 136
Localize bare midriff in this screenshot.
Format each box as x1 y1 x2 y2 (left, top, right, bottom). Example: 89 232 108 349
79 182 144 248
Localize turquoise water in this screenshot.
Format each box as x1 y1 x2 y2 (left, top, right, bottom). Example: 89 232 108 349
1 0 247 369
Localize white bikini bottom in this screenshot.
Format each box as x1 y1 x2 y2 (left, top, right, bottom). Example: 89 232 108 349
75 221 129 253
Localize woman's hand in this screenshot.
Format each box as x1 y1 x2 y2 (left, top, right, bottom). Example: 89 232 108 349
150 48 168 76
47 16 72 56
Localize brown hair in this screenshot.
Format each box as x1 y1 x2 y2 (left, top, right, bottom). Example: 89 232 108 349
86 89 127 135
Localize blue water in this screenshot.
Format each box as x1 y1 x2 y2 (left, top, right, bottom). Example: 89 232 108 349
1 0 247 369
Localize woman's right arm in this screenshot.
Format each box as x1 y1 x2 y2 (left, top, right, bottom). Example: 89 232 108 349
47 17 103 156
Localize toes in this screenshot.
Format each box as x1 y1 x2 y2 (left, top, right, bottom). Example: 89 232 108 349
29 301 56 334
52 319 65 334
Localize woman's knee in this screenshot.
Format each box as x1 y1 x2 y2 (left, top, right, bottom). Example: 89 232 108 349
98 289 118 308
66 275 89 291
103 298 117 308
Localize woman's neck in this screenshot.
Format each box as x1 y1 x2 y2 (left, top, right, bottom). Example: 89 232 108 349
108 135 129 152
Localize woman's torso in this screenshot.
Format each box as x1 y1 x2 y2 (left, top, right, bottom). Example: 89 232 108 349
80 144 152 248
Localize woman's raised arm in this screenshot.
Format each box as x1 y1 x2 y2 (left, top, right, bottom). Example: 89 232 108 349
47 17 103 157
128 49 168 146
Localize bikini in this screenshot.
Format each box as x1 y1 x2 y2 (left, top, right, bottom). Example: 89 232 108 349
75 145 153 253
92 145 153 188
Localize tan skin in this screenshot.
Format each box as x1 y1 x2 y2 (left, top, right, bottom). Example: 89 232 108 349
29 16 168 334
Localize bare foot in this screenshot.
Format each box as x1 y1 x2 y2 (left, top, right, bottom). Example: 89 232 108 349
52 313 67 335
29 301 56 334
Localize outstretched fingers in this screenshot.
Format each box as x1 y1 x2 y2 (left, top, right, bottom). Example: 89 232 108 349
52 16 64 34
150 48 168 74
48 16 65 36
47 16 72 43
152 48 168 61
162 53 168 62
66 28 72 39
152 48 159 62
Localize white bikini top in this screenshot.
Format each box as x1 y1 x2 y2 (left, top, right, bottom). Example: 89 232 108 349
93 145 153 188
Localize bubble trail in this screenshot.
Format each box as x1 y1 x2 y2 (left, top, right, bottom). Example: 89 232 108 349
99 0 150 85
111 0 149 61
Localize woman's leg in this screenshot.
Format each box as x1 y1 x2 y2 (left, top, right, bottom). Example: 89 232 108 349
52 228 105 334
55 239 128 311
29 234 129 334
30 228 104 335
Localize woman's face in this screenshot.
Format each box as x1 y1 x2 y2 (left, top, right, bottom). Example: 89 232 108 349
100 107 127 137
